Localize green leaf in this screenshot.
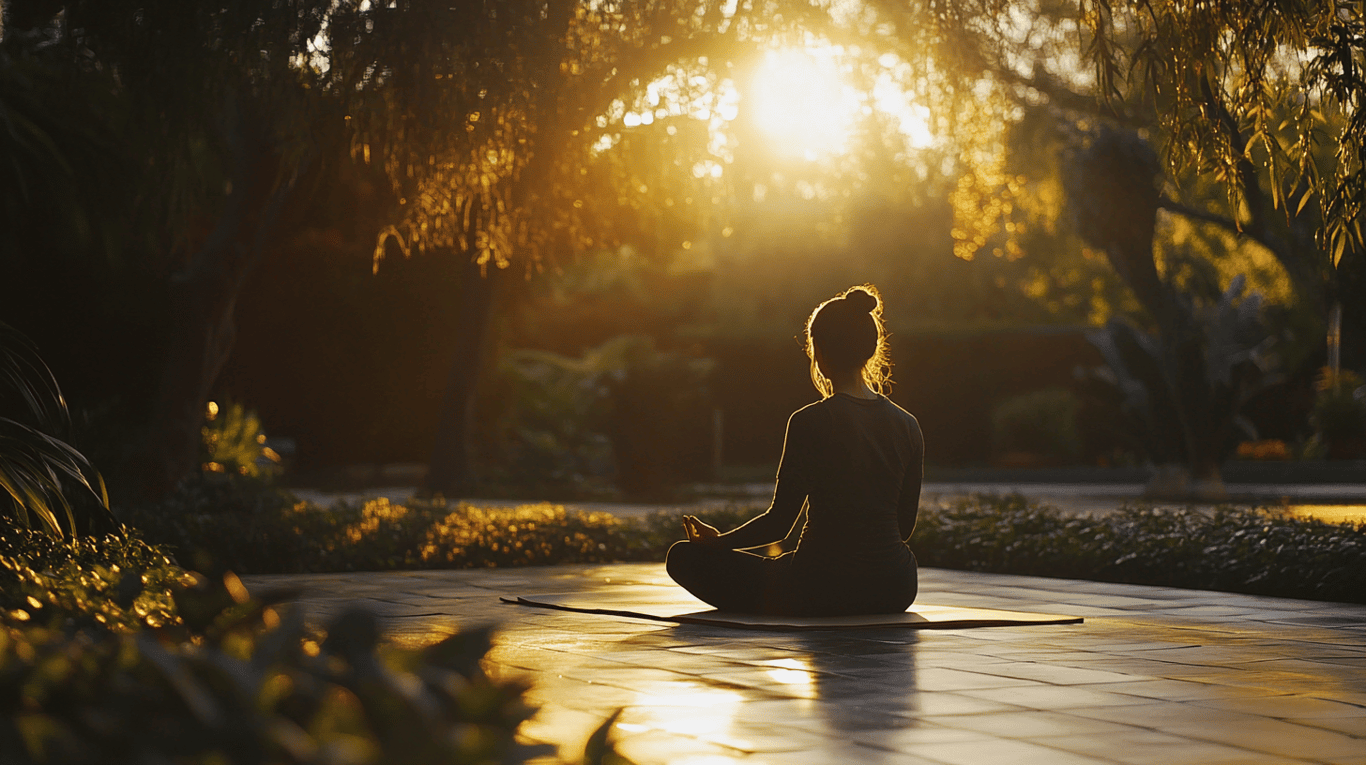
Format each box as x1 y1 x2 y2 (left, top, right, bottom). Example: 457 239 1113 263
0 323 112 538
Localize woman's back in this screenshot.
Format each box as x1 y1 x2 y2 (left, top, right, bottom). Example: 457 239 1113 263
786 393 923 572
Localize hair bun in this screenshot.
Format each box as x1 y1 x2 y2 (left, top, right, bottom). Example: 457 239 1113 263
843 287 877 314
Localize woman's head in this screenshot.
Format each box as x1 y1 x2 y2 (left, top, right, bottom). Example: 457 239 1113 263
805 284 891 397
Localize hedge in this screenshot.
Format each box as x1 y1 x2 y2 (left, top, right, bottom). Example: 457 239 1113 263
120 480 1366 604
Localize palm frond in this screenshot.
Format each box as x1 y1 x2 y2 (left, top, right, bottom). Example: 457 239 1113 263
0 322 113 537
0 322 69 432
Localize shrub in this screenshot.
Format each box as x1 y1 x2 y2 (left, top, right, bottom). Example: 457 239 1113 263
0 516 186 631
488 346 618 490
913 494 1366 603
202 400 282 478
604 338 716 496
1 519 638 765
151 470 301 517
124 492 757 575
485 335 716 497
1 569 550 765
990 387 1081 463
1310 368 1366 458
125 481 1366 604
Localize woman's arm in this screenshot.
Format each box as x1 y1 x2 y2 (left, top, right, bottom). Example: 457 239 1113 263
711 411 811 550
898 423 924 542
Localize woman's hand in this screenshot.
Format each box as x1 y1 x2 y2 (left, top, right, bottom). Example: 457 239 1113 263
682 515 722 546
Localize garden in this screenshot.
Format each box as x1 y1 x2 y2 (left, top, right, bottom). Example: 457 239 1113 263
6 0 1366 762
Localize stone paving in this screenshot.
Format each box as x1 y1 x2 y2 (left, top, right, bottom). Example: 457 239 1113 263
241 564 1366 765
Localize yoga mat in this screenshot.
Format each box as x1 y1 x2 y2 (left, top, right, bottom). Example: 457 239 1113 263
501 586 1082 630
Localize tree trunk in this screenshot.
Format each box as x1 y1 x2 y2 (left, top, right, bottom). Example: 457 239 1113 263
424 260 501 497
126 94 302 501
134 269 242 499
1164 323 1228 498
1103 215 1229 499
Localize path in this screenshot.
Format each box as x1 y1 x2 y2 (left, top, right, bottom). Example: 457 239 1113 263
243 564 1366 765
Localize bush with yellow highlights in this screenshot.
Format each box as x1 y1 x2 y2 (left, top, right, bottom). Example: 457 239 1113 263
420 502 643 568
201 401 281 478
0 515 187 632
1 559 551 765
2 504 631 764
125 491 755 576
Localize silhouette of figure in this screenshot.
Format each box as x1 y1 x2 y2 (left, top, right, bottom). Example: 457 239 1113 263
667 285 923 615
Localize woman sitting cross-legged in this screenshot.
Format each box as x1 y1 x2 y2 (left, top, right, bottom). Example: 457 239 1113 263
666 284 923 616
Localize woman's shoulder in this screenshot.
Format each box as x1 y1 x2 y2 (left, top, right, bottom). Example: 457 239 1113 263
788 399 830 426
880 397 922 433
884 396 920 422
886 400 924 451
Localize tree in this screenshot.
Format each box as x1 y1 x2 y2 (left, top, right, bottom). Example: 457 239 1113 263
2 0 836 497
846 0 1364 488
355 0 1366 492
321 0 839 493
4 0 338 499
852 0 1363 298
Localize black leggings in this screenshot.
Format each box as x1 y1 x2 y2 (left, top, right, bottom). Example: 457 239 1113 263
665 541 917 616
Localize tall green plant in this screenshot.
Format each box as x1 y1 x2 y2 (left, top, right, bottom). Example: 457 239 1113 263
0 322 113 537
1083 276 1281 495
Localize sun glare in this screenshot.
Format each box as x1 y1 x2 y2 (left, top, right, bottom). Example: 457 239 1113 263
602 44 936 177
745 46 935 160
747 48 859 160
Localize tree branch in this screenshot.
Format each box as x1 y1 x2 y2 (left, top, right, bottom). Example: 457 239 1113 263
1198 77 1325 305
1158 196 1244 238
1198 77 1276 250
992 63 1150 128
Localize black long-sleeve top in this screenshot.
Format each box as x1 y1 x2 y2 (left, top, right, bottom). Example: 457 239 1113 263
716 393 923 572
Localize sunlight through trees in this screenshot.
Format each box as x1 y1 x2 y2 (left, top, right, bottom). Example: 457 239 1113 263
3 0 1363 497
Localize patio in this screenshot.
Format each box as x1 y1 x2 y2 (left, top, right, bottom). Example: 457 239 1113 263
242 564 1366 764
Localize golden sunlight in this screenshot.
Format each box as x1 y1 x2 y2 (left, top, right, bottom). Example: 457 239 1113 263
744 46 934 160
624 680 746 739
746 48 859 160
872 54 936 150
1283 505 1366 524
761 657 816 686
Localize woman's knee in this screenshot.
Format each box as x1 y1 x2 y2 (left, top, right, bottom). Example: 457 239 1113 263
665 540 696 580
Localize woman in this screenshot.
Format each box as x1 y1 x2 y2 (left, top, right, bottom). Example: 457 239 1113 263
666 285 923 616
